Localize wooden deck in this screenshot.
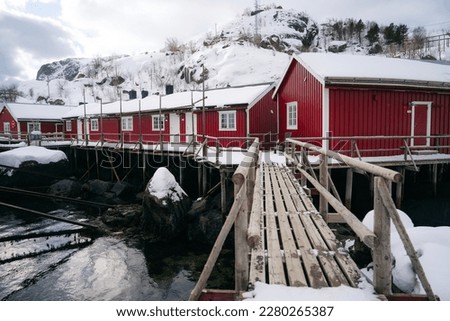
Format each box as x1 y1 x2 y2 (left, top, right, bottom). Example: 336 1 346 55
248 163 361 290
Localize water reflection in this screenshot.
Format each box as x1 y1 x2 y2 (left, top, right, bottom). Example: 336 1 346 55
0 207 196 301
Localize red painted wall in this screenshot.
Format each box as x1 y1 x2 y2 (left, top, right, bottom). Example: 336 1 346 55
276 61 323 142
196 107 247 148
249 87 278 146
0 107 18 136
329 87 450 156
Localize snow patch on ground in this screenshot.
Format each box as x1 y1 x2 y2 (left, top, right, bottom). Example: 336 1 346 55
244 279 381 301
362 210 450 300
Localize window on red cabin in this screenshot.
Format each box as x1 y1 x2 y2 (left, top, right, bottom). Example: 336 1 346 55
287 102 298 130
121 116 133 131
3 122 10 133
90 118 99 131
152 115 165 131
27 122 41 133
219 111 236 131
65 120 72 131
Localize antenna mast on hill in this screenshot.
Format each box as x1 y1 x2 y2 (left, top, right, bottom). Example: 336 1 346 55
254 0 260 36
254 0 261 45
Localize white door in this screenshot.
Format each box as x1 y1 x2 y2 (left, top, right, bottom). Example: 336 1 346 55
77 119 83 140
170 113 180 143
185 112 195 143
410 101 432 147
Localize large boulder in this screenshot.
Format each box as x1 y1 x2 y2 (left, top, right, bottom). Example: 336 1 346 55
142 168 191 240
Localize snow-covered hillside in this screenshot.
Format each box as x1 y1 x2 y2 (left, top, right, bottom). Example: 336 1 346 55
9 6 449 106
11 7 318 105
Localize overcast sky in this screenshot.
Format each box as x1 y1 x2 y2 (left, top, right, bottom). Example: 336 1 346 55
1 0 450 83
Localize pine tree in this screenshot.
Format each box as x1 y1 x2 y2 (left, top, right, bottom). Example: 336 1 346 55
355 19 365 43
366 22 380 44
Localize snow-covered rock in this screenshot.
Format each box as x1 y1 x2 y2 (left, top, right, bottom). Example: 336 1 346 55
142 167 191 240
0 146 69 187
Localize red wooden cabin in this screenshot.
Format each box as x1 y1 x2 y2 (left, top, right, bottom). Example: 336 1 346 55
193 83 276 148
273 53 450 156
0 102 75 141
63 83 277 150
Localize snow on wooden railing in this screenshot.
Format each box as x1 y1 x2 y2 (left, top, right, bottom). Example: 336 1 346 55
189 138 259 301
285 137 437 300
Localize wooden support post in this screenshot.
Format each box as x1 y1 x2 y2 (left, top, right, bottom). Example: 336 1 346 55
378 178 437 301
86 149 90 180
197 163 202 196
319 154 329 219
395 167 405 208
142 152 146 184
95 149 100 179
202 163 208 196
220 170 227 217
328 171 342 203
373 177 392 296
345 168 353 210
432 164 438 196
369 174 374 198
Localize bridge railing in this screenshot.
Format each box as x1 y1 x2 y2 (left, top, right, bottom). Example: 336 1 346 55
285 137 437 300
189 138 260 301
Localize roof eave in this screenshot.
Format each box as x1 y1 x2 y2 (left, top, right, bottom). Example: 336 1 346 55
325 77 450 91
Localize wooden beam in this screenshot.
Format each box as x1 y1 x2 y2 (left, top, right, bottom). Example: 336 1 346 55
286 138 402 183
377 178 437 301
319 154 329 219
298 167 377 249
345 168 353 210
372 177 392 296
395 167 405 208
247 165 262 248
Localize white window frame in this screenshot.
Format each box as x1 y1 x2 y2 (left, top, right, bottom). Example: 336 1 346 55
90 118 99 131
65 120 72 131
152 115 165 131
27 122 41 133
219 110 236 131
3 122 10 133
121 116 133 131
287 102 298 130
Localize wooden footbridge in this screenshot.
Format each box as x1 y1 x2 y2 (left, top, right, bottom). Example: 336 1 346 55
245 162 360 289
189 138 439 301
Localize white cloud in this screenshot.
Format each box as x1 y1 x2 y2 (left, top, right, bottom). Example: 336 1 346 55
1 0 449 81
0 9 82 82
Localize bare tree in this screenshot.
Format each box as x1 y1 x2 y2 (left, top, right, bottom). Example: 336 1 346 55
165 37 185 53
0 84 20 102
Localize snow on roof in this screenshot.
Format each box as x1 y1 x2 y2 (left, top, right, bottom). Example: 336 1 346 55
63 83 273 118
0 146 67 168
5 103 77 121
193 83 272 108
297 53 450 87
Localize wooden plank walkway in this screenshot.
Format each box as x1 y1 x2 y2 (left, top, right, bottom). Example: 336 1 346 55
248 163 361 290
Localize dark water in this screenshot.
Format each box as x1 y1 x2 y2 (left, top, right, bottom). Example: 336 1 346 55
0 203 199 301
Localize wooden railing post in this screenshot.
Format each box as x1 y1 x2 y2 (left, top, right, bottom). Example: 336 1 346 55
319 153 329 219
233 171 248 294
373 176 392 296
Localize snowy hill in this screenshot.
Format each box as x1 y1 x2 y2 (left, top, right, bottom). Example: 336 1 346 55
8 5 448 106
